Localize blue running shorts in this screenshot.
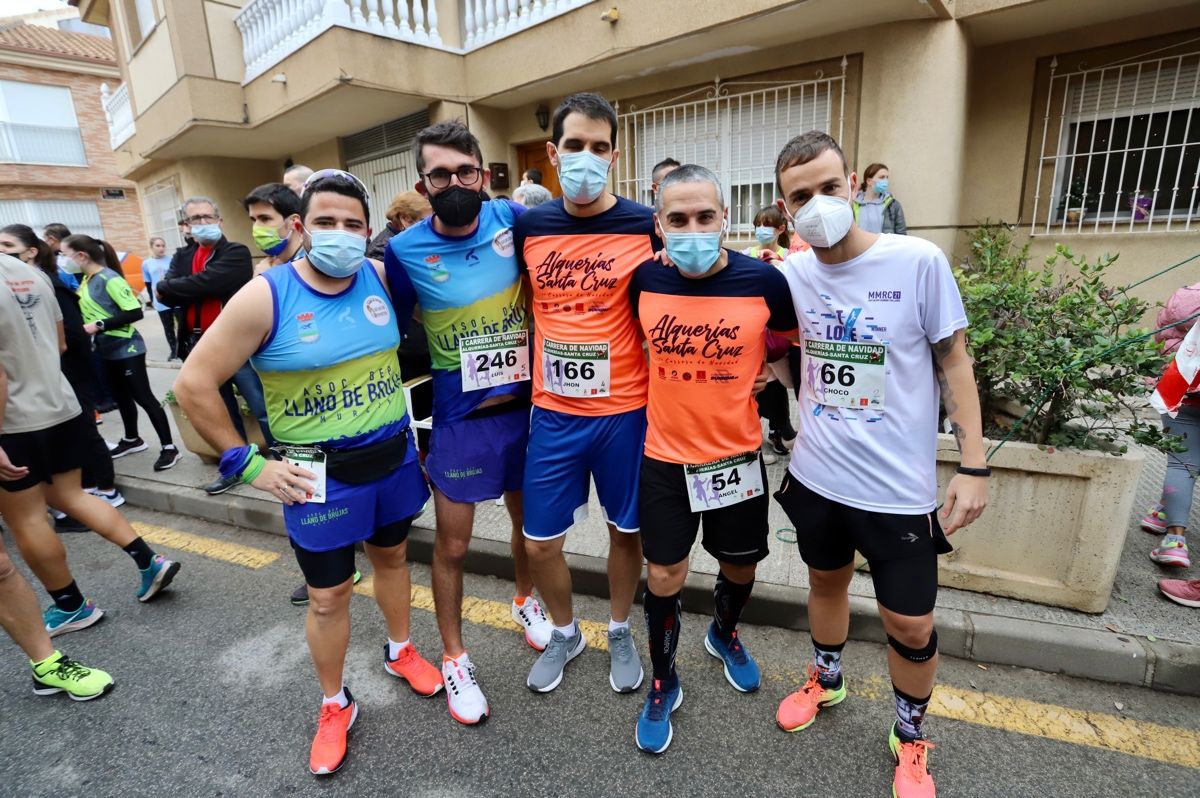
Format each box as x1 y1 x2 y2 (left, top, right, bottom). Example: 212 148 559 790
426 404 529 503
523 406 647 539
283 428 430 552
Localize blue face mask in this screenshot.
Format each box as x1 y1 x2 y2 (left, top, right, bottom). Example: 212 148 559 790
754 226 777 245
556 149 611 205
190 223 222 244
665 231 723 276
874 179 889 195
305 229 367 279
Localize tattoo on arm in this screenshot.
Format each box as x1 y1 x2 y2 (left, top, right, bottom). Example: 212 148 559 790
933 332 962 448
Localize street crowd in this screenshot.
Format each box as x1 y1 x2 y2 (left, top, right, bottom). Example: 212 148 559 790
1 90 1196 796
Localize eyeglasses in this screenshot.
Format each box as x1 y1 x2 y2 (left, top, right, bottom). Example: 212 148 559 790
421 165 483 189
303 168 371 203
185 214 219 224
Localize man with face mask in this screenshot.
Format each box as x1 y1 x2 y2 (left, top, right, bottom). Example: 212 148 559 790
243 182 305 270
770 131 988 798
174 171 437 777
158 197 272 495
384 120 549 726
512 92 659 696
628 164 797 754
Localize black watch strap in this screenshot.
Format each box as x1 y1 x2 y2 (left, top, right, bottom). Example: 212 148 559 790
956 465 992 477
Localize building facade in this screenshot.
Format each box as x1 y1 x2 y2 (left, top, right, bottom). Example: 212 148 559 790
72 0 1199 305
0 20 146 260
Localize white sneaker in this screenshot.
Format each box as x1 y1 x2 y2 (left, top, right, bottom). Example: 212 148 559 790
512 596 553 651
87 488 126 508
761 446 778 465
442 653 489 725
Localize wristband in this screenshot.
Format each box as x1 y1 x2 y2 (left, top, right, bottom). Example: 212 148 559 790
239 454 267 484
219 444 257 480
956 465 992 478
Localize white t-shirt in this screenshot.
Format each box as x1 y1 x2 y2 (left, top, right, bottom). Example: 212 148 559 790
0 254 81 434
780 234 967 513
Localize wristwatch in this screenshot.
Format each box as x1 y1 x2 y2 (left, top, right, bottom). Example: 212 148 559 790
94 319 106 331
956 465 991 477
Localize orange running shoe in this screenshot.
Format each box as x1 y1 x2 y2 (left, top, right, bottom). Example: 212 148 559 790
776 665 847 732
383 643 443 697
308 689 358 776
889 723 936 798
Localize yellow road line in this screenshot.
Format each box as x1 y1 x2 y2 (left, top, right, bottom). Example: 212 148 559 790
132 522 280 569
153 524 1200 769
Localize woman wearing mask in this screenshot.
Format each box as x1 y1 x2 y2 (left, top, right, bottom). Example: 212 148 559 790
62 235 179 471
853 163 907 235
0 225 125 510
741 206 798 462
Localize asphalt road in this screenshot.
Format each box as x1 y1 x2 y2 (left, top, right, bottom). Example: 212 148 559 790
1 506 1198 798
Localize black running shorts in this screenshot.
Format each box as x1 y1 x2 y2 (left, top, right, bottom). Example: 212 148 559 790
0 413 90 492
773 471 951 616
291 517 413 589
639 454 770 567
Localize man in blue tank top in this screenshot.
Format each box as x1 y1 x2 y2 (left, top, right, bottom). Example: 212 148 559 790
386 120 549 727
175 171 438 777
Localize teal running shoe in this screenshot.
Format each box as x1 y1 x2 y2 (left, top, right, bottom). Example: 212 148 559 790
43 599 104 638
137 555 181 602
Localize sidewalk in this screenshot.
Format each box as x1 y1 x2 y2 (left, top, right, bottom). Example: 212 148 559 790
121 319 1200 696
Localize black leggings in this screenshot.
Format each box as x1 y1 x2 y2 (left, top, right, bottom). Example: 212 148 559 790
75 389 115 490
756 379 795 438
101 354 172 447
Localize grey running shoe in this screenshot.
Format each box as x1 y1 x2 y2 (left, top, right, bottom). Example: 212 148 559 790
608 626 645 693
526 622 586 693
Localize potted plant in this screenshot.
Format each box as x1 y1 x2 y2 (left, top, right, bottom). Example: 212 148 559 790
162 388 267 464
943 224 1173 612
1058 174 1091 224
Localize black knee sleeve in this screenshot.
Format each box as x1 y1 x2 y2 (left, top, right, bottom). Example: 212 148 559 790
887 629 938 663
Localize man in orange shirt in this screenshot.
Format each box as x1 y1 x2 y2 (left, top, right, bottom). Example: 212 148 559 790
628 165 797 753
513 93 659 695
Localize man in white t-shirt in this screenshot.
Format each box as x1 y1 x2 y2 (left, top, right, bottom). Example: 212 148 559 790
769 132 987 798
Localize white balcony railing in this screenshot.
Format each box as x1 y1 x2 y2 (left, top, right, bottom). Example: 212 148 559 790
236 0 443 84
100 82 135 149
235 0 599 83
461 0 595 49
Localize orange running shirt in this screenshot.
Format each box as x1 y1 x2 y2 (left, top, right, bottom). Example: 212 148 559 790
514 197 659 416
630 250 798 465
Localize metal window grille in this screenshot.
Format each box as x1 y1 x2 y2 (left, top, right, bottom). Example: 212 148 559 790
0 199 103 239
144 180 183 251
1032 47 1200 234
616 60 847 233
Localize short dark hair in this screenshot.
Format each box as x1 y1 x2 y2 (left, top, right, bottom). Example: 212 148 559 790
524 168 542 184
654 163 724 213
551 92 617 148
651 158 680 183
774 130 849 194
43 223 71 241
300 176 370 222
415 120 484 175
242 182 302 217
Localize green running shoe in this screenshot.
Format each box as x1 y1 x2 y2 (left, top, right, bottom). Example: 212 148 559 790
32 651 115 701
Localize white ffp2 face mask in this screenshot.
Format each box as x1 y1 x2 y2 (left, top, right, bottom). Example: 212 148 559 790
787 194 854 248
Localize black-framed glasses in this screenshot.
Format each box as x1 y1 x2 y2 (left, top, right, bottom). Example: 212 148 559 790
185 214 219 224
303 168 371 203
422 165 482 189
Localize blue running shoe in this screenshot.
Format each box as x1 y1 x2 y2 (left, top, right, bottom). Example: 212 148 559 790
137 555 181 602
635 678 683 754
43 599 105 638
704 623 761 693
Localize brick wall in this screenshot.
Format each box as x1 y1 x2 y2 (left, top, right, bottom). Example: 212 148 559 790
0 61 147 256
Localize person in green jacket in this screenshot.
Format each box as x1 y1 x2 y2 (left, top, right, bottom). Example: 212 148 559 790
63 235 180 472
853 162 907 235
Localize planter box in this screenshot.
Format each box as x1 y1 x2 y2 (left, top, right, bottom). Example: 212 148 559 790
935 433 1145 613
167 402 267 465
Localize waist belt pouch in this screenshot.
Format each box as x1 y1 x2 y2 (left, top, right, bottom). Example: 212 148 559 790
325 434 408 485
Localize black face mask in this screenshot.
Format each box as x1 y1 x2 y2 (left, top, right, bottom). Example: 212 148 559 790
429 185 483 228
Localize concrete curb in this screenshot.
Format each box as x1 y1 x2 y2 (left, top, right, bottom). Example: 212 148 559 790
118 474 1200 697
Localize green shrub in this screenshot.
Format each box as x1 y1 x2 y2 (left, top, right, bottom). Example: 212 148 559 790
955 224 1175 453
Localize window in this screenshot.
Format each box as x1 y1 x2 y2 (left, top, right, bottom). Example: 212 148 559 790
122 0 158 49
1033 49 1200 233
0 200 104 239
617 63 848 233
143 180 183 251
0 81 87 166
